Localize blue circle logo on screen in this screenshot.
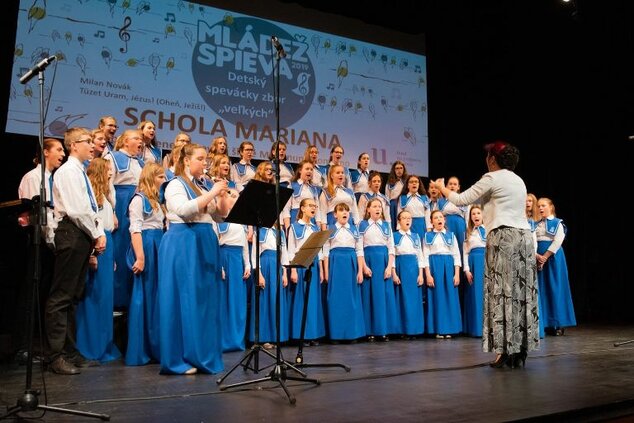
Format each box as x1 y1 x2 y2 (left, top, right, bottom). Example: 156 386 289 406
192 17 315 128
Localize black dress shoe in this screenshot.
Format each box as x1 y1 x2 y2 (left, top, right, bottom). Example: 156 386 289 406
379 335 389 342
49 356 80 375
489 354 511 369
310 340 320 346
15 350 42 365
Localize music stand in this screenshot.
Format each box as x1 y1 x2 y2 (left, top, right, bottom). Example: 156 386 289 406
287 229 351 372
216 180 292 380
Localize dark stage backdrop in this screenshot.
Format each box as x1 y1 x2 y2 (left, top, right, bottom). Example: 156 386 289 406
1 1 633 357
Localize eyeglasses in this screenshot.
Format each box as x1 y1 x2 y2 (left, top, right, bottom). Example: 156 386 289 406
75 138 94 144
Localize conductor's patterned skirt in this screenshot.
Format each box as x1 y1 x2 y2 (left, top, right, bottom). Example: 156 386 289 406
483 227 539 355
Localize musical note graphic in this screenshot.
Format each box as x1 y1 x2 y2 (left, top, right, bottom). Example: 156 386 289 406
292 72 311 103
164 12 175 22
94 30 105 38
326 82 335 91
119 16 131 53
414 64 421 73
153 37 160 43
55 105 63 112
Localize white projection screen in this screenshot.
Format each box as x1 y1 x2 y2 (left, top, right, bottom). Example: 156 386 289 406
7 0 428 175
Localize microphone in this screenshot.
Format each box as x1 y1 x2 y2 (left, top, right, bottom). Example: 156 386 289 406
19 55 57 84
271 36 287 58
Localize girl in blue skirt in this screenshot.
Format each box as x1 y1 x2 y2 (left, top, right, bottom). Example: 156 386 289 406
358 171 391 227
462 205 486 337
319 164 359 228
385 161 407 231
107 129 144 309
360 198 398 341
158 143 234 375
282 160 322 231
323 203 366 342
125 163 165 365
396 175 431 240
76 158 121 362
393 211 425 337
536 197 576 336
288 198 326 343
423 210 462 338
249 224 289 348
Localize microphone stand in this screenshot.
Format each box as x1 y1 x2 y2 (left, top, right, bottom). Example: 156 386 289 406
216 37 319 405
1 69 109 421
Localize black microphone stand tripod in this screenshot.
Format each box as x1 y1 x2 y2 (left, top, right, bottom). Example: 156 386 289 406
217 36 319 405
1 63 109 421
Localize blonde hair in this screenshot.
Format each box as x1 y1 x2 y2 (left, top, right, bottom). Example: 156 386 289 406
137 162 165 211
86 158 111 208
302 145 318 163
538 197 556 217
326 164 344 197
63 127 91 151
253 161 273 182
526 193 539 221
466 205 482 239
175 143 206 197
114 129 142 151
209 154 231 179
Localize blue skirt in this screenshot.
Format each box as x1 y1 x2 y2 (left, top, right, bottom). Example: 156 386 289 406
76 231 121 362
537 241 576 328
462 247 484 337
220 245 247 352
361 245 400 336
394 254 424 335
113 184 136 308
290 256 325 340
425 254 462 335
327 247 365 340
125 229 163 365
158 223 223 374
249 250 289 343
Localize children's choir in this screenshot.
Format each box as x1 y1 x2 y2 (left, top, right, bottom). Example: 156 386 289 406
17 123 575 375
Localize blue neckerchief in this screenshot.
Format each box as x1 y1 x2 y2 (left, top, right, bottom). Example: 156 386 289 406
81 171 97 212
112 151 144 173
350 168 367 185
217 222 230 234
324 185 355 202
291 221 319 240
528 218 537 232
133 192 154 216
147 144 162 163
424 231 454 246
394 231 421 248
328 222 359 240
48 173 54 207
399 193 430 209
544 217 565 236
234 162 255 177
475 225 486 241
358 219 391 238
291 180 321 200
176 176 203 200
258 227 286 246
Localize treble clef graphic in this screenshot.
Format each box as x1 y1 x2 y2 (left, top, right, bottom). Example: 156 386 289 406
119 16 131 53
292 72 311 103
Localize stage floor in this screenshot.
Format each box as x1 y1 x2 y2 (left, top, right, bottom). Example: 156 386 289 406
2 324 634 422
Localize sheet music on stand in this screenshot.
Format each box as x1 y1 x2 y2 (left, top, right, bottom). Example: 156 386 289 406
287 229 332 269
